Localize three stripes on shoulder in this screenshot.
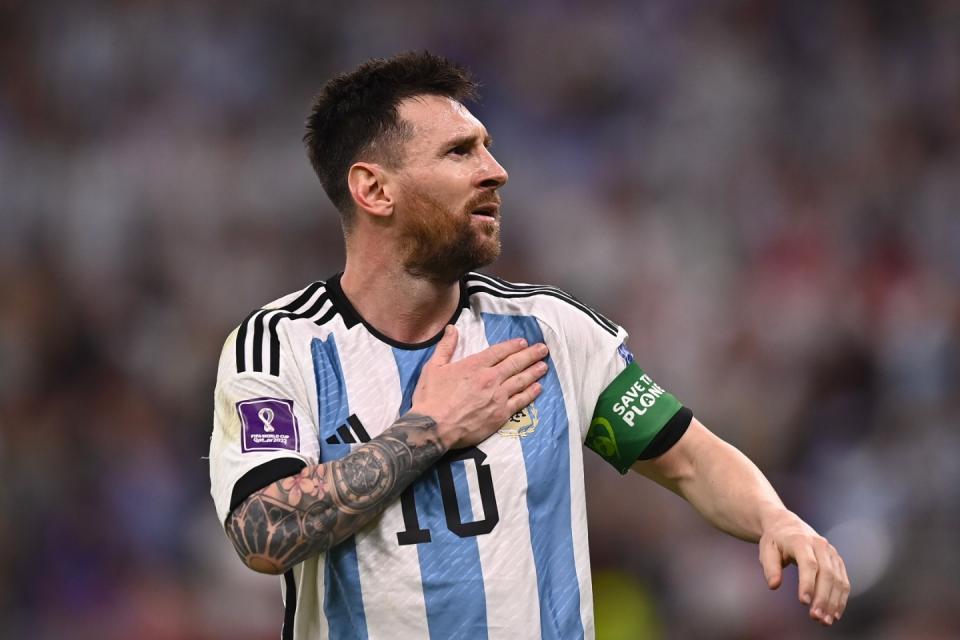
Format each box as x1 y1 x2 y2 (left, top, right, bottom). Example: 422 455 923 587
235 281 333 376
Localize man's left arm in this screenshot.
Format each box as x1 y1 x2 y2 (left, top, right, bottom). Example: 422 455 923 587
632 418 851 627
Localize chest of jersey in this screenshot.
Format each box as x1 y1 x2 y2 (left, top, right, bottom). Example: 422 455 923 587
297 311 589 639
307 311 571 540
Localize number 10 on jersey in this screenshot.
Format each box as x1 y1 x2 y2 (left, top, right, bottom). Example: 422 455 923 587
396 446 500 545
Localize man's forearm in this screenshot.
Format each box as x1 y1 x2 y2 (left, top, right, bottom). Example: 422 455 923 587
634 418 787 542
226 412 444 574
635 418 849 624
679 434 786 542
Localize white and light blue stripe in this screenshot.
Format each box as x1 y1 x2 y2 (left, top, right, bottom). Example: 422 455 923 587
481 313 584 640
312 335 369 639
393 346 491 639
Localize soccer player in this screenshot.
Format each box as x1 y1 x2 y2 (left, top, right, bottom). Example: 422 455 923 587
209 52 849 639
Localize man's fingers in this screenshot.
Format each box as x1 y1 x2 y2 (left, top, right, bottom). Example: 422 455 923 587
430 325 459 367
795 545 818 607
828 545 850 622
493 343 549 381
809 542 835 625
759 538 783 589
759 514 851 627
836 551 851 620
823 550 844 623
507 382 542 416
502 361 549 397
473 337 530 367
825 571 842 625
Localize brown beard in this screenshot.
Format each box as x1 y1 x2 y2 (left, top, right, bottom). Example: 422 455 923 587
398 187 501 283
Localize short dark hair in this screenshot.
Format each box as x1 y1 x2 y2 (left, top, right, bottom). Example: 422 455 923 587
304 51 479 226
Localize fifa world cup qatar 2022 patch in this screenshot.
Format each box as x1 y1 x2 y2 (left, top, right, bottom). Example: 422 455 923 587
237 397 300 453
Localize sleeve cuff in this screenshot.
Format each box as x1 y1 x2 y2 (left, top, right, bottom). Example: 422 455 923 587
227 457 307 523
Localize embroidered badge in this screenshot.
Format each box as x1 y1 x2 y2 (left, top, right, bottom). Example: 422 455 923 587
617 342 635 365
498 403 539 438
238 397 300 453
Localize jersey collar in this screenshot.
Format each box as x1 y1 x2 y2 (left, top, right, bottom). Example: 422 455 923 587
325 272 471 350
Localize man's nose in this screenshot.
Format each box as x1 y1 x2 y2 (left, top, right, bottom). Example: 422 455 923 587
476 148 509 189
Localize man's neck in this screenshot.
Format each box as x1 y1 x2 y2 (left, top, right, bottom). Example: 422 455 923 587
340 258 462 345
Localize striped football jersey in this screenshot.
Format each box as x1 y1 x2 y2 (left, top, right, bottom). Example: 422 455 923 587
209 272 690 640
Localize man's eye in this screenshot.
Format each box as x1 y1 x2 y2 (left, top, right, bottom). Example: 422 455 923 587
449 144 471 156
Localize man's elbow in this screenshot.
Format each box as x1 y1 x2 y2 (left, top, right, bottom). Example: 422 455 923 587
241 553 289 576
227 533 297 575
225 490 337 573
226 523 331 575
225 515 317 575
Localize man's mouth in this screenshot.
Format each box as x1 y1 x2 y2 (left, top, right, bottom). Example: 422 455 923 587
470 204 499 219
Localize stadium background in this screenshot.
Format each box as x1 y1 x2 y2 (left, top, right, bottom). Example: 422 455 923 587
2 1 958 638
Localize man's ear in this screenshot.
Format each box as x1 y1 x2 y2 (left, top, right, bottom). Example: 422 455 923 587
348 162 394 218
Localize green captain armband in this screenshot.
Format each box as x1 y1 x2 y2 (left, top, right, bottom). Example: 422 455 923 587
586 362 685 473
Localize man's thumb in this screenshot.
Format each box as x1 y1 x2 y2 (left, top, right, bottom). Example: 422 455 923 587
431 325 458 365
760 540 783 590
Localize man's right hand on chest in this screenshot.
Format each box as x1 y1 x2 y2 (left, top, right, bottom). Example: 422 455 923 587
410 324 549 450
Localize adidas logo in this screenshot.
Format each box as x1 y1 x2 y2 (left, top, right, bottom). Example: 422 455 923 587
325 414 370 444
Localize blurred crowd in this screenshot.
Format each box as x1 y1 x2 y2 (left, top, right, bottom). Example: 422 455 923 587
1 0 958 638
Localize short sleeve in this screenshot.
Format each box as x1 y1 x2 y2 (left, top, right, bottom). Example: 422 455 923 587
569 315 631 435
208 327 319 527
552 299 692 474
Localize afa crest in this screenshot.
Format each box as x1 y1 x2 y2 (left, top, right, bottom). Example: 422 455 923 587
498 403 539 438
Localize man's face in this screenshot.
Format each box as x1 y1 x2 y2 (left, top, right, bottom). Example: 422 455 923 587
390 95 509 283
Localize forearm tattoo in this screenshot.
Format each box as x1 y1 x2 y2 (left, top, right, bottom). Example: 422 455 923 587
226 412 443 574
